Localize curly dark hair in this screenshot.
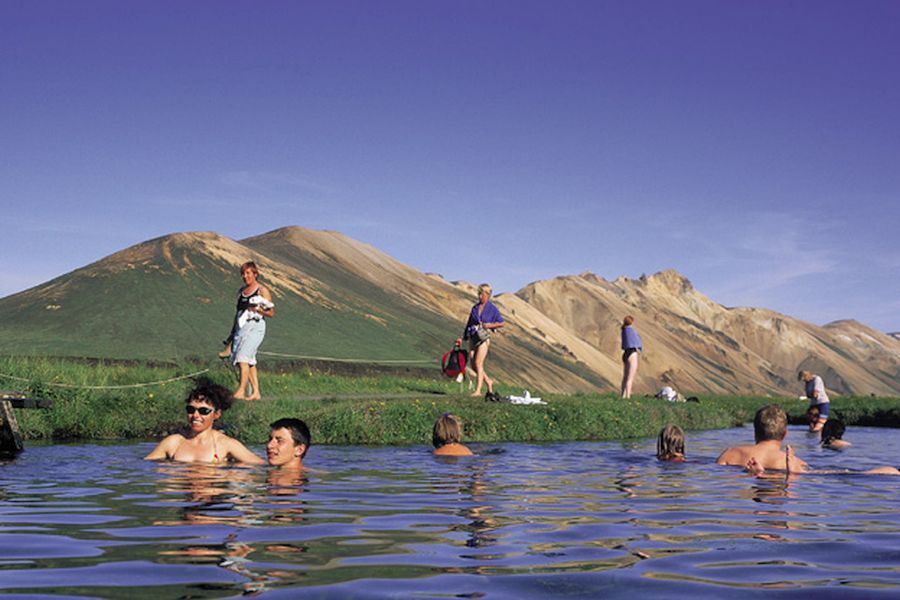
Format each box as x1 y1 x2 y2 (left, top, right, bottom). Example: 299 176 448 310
185 377 234 412
821 419 846 445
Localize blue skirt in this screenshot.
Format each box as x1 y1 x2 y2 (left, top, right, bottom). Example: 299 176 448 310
232 319 266 366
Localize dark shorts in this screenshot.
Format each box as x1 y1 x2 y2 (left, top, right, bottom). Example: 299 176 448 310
813 402 830 418
468 337 488 352
622 348 638 362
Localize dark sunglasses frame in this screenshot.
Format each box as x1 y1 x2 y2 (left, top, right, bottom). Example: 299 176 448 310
185 405 215 415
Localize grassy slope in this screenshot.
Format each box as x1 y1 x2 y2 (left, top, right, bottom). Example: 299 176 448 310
0 231 607 392
6 357 898 446
0 243 454 362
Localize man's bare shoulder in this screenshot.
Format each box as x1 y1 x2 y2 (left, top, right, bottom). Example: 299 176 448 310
716 444 754 465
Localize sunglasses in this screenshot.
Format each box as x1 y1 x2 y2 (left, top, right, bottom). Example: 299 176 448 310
185 405 214 416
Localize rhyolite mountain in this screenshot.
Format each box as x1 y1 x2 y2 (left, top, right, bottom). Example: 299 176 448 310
1 226 898 396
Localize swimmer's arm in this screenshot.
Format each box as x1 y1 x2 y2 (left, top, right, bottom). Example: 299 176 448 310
224 439 265 465
144 435 180 460
865 466 900 475
785 445 809 474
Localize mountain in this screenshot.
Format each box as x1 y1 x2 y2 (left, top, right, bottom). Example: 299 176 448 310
1 226 898 396
514 272 900 396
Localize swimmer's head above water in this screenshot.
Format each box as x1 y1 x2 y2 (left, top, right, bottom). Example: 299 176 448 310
656 424 685 461
267 418 310 468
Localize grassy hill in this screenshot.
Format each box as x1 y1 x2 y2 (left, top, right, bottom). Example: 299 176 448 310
0 230 454 364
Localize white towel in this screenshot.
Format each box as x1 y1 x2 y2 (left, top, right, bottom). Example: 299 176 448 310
507 390 546 405
238 296 275 328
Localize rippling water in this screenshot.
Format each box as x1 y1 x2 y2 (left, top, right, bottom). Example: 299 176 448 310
1 425 899 598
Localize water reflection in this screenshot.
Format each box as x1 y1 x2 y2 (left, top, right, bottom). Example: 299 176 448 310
441 463 499 550
0 428 898 597
146 462 313 595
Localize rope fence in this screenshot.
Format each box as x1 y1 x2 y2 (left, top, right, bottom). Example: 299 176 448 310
0 349 436 391
258 350 434 365
0 368 210 390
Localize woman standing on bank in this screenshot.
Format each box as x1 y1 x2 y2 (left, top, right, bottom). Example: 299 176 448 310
231 261 274 400
620 315 643 399
456 283 504 397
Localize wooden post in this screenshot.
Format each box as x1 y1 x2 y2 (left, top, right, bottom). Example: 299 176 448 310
0 393 53 455
0 399 24 455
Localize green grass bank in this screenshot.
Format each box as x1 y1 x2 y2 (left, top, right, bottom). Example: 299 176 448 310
3 356 899 446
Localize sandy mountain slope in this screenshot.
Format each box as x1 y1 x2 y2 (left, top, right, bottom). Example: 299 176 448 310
515 270 900 395
0 227 897 396
241 227 611 389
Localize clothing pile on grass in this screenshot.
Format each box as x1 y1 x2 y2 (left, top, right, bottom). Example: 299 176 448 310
655 386 685 402
485 390 546 405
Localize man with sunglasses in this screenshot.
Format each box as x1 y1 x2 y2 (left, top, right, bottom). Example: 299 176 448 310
145 378 264 464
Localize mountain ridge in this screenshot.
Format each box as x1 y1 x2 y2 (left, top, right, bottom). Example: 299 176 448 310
1 226 898 396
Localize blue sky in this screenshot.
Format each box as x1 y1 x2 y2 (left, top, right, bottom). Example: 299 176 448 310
2 1 899 332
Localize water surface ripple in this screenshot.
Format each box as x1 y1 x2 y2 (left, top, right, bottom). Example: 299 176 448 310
1 426 898 598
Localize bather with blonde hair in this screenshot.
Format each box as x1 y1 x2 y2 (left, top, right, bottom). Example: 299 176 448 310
455 283 504 398
432 413 473 456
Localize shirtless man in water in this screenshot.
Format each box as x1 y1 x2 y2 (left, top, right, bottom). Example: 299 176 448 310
145 379 263 464
266 418 310 470
716 404 809 472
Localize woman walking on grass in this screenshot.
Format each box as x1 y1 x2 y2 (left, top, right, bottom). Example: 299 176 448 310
456 283 504 398
230 261 274 400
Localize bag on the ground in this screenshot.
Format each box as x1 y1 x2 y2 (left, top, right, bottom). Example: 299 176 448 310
441 346 467 378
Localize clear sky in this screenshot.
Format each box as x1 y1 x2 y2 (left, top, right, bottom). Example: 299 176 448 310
2 1 899 332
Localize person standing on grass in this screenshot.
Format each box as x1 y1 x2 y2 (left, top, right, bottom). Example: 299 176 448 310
456 283 504 398
799 370 829 432
620 315 643 399
230 261 274 400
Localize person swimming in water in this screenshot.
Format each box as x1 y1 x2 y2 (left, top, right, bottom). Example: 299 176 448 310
717 404 809 472
656 424 685 462
266 418 310 470
432 413 473 456
145 378 264 464
821 419 851 450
